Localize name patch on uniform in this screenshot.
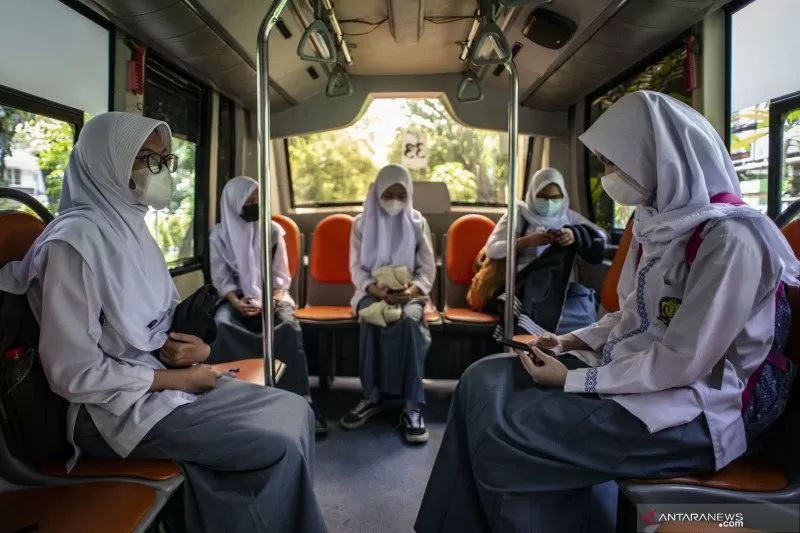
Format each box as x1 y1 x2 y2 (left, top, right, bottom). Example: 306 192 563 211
657 297 681 326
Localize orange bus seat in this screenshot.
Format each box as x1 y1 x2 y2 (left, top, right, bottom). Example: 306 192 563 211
442 215 497 325
0 482 158 533
617 222 800 529
272 214 301 278
293 214 357 387
294 214 355 322
600 218 633 313
0 210 181 484
0 211 45 266
781 219 800 257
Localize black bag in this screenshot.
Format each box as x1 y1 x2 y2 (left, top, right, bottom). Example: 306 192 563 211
169 284 220 344
0 290 71 466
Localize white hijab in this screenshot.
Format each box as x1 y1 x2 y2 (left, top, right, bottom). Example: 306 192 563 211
0 112 179 352
579 90 800 283
210 176 282 300
359 164 421 272
518 167 571 230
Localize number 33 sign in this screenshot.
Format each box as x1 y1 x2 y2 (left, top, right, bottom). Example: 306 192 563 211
401 133 427 169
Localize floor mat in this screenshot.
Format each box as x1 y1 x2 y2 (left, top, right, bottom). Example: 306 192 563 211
311 377 455 533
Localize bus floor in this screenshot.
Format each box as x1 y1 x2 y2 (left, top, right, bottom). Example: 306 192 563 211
310 376 619 533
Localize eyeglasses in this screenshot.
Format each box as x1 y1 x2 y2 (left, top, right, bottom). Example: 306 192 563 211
135 153 178 174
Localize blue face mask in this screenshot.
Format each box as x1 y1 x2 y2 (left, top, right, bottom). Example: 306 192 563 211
533 198 563 217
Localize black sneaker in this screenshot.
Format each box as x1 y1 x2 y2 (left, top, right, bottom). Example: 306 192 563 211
310 401 328 435
401 408 428 443
340 399 381 429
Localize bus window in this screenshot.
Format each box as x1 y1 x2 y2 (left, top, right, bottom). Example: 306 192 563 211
0 100 82 215
286 98 515 207
143 55 210 268
585 44 690 237
729 0 800 218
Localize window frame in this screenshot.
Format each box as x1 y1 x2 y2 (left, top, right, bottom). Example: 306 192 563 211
767 90 800 219
215 94 236 222
143 52 212 277
0 83 84 207
582 35 689 245
725 0 800 221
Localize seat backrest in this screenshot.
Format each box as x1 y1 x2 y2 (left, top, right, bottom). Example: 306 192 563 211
413 181 451 215
306 214 354 306
444 215 495 309
600 219 634 313
0 211 45 267
271 214 301 278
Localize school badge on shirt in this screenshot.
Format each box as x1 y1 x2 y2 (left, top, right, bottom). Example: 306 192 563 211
657 297 681 326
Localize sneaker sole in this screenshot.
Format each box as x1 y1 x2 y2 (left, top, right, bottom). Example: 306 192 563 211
315 425 329 435
340 407 381 430
405 430 429 444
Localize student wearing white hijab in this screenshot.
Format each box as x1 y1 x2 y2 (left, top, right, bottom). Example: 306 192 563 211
485 167 600 270
415 91 800 533
208 176 327 435
482 167 606 335
341 164 437 443
0 113 326 532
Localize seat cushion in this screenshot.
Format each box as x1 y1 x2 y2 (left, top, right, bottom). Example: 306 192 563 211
0 482 156 533
295 306 355 321
627 456 789 492
424 310 442 323
211 358 265 386
41 458 180 481
444 308 498 324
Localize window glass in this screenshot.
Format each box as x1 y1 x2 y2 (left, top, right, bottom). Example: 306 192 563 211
286 98 512 206
586 45 690 234
0 103 77 214
730 103 769 213
144 56 208 266
729 0 800 217
143 137 196 263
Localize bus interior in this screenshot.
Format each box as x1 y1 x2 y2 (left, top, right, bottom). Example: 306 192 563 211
1 0 800 531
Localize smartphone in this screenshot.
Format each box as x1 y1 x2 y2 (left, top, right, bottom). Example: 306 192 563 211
498 337 555 357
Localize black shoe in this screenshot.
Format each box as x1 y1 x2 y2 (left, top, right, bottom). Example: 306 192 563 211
310 401 328 435
340 399 381 429
401 408 428 443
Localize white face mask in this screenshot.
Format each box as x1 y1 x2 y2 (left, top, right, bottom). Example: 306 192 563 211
601 170 651 206
131 166 174 210
380 199 405 216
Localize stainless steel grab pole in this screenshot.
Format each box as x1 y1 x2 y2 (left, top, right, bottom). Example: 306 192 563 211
502 59 519 337
256 0 290 387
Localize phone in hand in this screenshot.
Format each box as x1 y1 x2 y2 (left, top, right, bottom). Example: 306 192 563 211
498 337 554 355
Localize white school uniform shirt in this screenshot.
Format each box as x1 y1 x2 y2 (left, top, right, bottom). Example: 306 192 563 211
349 213 437 313
27 240 198 461
0 112 202 465
566 218 781 470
